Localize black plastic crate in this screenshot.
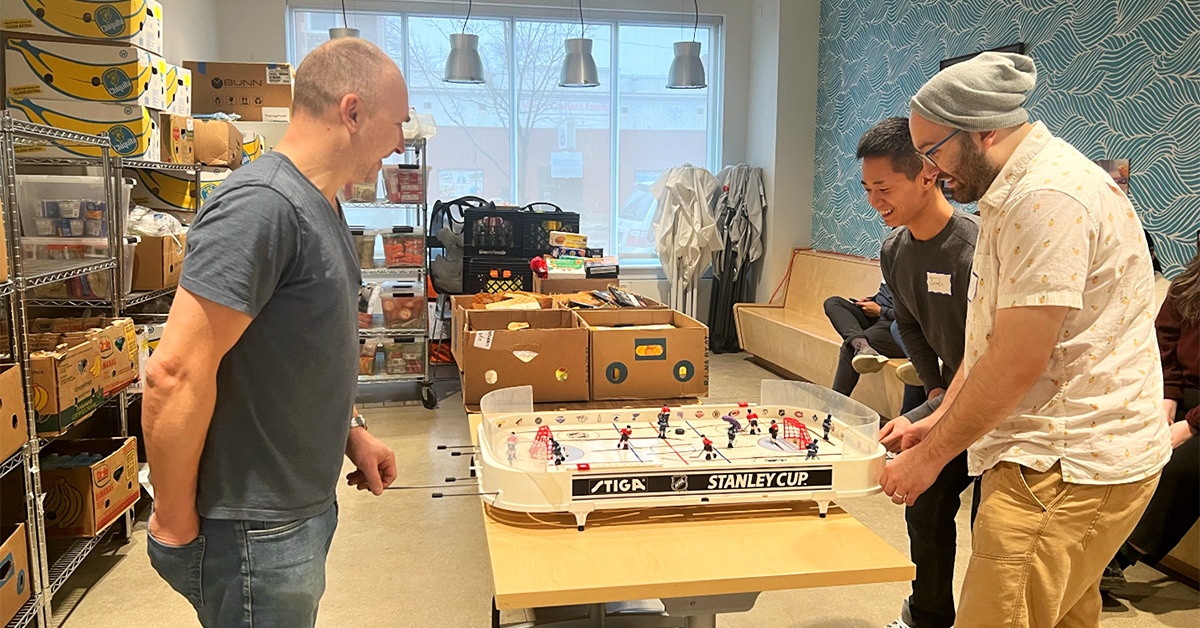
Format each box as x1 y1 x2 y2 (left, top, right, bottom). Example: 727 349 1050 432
521 203 580 256
463 257 533 294
464 205 523 257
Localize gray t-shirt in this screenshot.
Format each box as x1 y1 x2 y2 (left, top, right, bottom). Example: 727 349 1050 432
182 151 361 521
880 209 979 421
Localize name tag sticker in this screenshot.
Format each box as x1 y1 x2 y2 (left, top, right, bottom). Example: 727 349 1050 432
968 272 979 301
927 272 952 295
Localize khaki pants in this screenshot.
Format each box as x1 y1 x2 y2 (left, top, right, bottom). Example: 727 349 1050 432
956 462 1159 628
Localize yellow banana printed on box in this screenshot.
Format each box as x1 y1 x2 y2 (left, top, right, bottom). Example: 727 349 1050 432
160 60 192 116
7 97 160 160
241 132 264 165
131 168 227 211
44 475 84 529
4 38 164 108
1 0 164 56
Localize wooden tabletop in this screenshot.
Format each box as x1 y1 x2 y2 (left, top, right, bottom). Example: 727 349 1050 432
468 414 915 610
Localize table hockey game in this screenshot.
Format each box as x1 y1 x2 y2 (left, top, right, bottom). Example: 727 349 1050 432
475 380 887 530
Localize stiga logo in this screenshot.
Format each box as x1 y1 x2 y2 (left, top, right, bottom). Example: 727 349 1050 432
94 5 127 37
588 477 647 495
107 125 138 155
101 68 133 98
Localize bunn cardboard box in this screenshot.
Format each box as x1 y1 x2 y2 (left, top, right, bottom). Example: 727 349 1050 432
577 309 709 401
160 61 191 116
58 319 139 396
160 114 194 164
7 98 160 161
193 118 241 168
40 437 139 538
131 232 185 291
0 523 31 626
185 61 294 122
0 364 27 462
0 0 164 56
460 309 589 405
4 38 165 109
29 336 103 436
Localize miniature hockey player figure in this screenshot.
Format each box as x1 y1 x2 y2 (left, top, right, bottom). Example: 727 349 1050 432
701 435 716 460
768 419 780 444
506 432 518 464
550 438 565 466
618 425 633 450
822 414 833 442
806 439 820 460
657 407 671 439
747 412 760 435
727 423 739 449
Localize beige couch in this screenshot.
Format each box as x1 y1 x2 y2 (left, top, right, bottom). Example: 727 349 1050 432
735 248 905 419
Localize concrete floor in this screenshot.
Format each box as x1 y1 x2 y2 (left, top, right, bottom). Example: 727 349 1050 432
55 353 1198 627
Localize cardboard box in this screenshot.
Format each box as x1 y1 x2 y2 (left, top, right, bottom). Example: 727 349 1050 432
40 437 139 538
29 336 103 436
4 39 165 109
533 277 618 295
7 98 160 161
578 309 709 401
160 61 192 116
460 309 589 405
185 61 294 122
160 114 194 164
131 233 185 291
130 168 226 211
241 132 265 165
450 295 476 366
0 364 27 462
0 199 7 281
59 319 138 396
128 322 165 393
1 0 164 55
0 523 31 626
193 119 241 168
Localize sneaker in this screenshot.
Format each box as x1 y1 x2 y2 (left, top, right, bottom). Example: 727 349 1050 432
896 361 924 387
884 618 913 628
852 344 889 374
1099 558 1127 592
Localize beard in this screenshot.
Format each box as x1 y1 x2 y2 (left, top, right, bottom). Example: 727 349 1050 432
948 137 1001 204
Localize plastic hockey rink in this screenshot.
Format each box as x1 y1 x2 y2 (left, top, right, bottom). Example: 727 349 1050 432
476 381 887 530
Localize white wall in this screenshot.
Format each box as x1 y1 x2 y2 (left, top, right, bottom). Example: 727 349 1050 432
159 0 220 64
747 0 820 303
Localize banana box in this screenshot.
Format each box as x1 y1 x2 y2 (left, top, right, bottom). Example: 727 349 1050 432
160 114 194 164
241 131 264 165
160 60 191 116
40 437 138 538
29 334 103 436
0 523 31 626
7 97 160 161
0 364 28 462
1 0 164 56
53 318 138 396
130 168 227 211
4 38 165 109
576 309 709 401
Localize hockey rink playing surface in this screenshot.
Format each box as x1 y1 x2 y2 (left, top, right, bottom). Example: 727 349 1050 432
503 407 847 469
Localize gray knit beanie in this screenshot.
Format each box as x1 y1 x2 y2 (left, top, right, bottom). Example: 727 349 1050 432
910 52 1037 132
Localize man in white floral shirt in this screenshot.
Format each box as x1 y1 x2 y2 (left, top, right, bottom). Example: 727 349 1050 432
880 52 1170 628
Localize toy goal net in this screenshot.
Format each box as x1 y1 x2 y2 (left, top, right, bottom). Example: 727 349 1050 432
782 418 813 448
529 425 553 460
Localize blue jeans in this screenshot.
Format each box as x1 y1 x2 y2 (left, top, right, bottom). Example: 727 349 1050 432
148 502 338 628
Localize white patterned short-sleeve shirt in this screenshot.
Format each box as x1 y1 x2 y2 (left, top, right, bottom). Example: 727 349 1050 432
963 121 1171 484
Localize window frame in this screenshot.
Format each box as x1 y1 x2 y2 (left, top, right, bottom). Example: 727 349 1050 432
287 1 724 268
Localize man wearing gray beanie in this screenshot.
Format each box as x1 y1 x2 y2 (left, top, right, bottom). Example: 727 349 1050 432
879 51 1169 628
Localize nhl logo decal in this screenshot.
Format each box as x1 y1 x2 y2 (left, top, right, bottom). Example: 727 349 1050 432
778 409 786 417
695 411 704 418
731 409 740 416
671 474 688 492
556 417 566 424
535 417 543 425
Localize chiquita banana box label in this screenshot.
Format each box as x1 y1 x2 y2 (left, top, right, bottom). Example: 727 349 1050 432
1 0 164 56
4 38 165 109
7 97 159 160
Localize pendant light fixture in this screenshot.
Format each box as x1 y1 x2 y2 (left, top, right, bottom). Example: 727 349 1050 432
444 0 486 83
329 0 359 38
667 0 706 89
559 0 600 88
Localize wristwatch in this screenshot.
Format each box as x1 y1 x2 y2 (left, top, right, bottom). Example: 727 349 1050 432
350 413 368 431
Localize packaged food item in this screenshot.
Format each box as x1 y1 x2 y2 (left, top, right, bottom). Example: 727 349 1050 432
382 164 424 204
548 231 587 249
381 292 425 329
350 227 377 269
359 339 378 376
382 340 425 375
381 226 424 268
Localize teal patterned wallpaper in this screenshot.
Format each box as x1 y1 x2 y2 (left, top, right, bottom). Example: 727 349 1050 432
812 0 1200 277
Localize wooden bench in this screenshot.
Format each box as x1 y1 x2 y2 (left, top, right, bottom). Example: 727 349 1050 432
735 248 905 419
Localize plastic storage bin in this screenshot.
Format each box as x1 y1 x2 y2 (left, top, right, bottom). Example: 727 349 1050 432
463 257 533 294
381 226 424 268
383 339 425 375
15 175 133 242
463 206 523 257
380 292 426 330
520 204 579 257
382 164 424 204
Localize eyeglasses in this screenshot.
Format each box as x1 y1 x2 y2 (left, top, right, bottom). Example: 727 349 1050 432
919 128 962 169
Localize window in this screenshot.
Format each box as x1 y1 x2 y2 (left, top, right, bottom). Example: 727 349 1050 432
291 7 721 264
